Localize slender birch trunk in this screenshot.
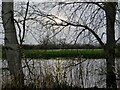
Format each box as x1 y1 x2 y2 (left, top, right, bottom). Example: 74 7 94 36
2 1 24 88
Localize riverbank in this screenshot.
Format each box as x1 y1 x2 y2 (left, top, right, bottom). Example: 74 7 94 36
22 49 120 59
1 46 120 59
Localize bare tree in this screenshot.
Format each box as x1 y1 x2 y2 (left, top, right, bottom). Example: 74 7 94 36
2 1 24 88
2 1 118 88
30 2 118 88
103 2 117 88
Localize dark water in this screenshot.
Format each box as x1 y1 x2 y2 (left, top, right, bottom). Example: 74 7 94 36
1 58 120 88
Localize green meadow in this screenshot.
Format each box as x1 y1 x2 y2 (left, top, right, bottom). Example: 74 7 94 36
22 49 120 59
1 47 120 59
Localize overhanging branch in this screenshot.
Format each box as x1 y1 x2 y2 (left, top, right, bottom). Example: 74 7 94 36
51 19 105 48
21 1 29 45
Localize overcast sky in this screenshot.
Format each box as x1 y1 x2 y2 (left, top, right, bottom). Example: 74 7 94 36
2 0 119 2
0 0 120 45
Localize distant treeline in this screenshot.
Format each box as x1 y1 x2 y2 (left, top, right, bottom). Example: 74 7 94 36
21 44 103 50
21 43 120 50
1 44 120 50
1 44 120 59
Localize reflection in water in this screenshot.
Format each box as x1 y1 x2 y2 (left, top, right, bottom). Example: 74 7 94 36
0 60 2 89
1 58 120 88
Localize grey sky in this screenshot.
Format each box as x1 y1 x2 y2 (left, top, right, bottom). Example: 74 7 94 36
0 0 120 45
2 0 119 2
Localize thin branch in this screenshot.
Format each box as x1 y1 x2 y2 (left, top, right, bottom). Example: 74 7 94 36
14 19 22 43
50 16 105 48
116 37 120 43
58 2 105 10
21 1 29 45
65 59 86 69
74 29 85 44
100 32 106 40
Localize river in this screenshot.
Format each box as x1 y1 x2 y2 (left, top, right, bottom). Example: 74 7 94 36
1 58 120 88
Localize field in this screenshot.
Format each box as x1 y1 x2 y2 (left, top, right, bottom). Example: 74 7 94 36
23 49 120 59
1 46 120 59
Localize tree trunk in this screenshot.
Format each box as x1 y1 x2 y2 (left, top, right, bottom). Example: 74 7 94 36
2 1 24 88
104 2 117 88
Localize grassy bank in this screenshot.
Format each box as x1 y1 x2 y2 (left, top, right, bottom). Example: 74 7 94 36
23 49 103 59
23 49 120 59
2 48 120 59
